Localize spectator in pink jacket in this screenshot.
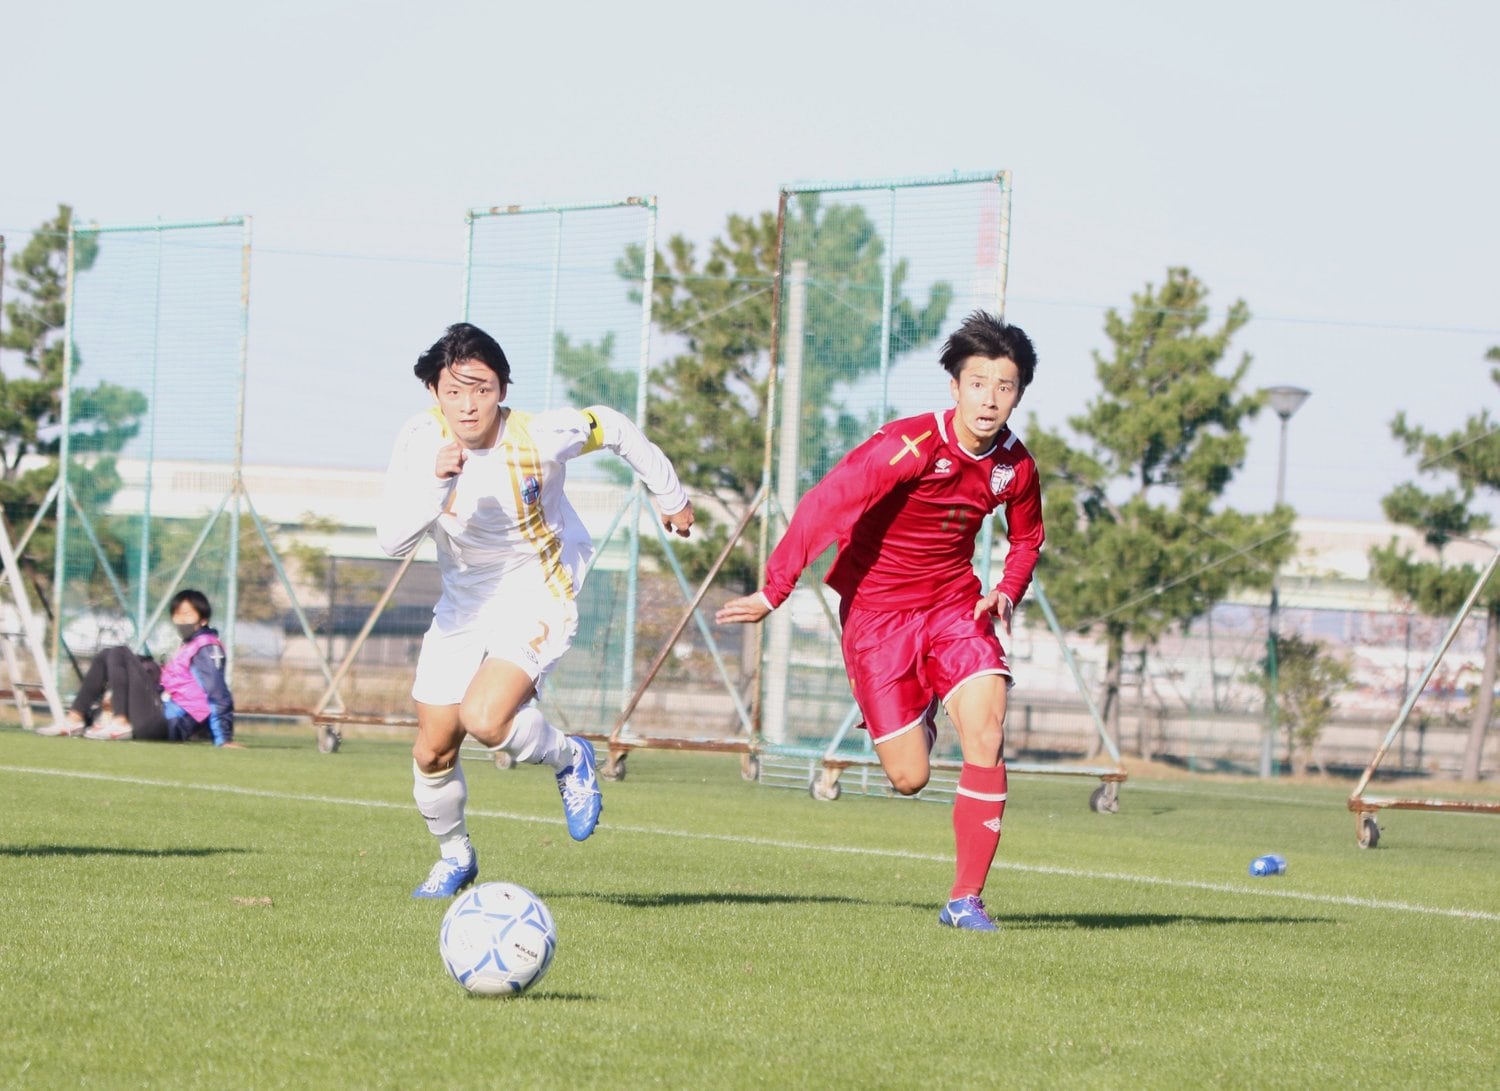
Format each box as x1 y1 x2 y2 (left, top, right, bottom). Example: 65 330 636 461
37 589 239 747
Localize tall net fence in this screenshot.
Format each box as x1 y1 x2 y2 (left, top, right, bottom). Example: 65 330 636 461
56 218 250 688
759 173 1015 762
464 198 656 421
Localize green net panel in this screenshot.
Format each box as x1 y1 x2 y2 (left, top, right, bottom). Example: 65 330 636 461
56 218 250 685
762 172 1013 757
448 199 658 730
464 198 656 423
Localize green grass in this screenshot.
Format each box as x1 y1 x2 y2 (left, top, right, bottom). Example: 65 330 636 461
2 726 1498 1089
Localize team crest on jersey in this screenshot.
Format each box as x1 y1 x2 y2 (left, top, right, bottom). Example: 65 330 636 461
990 464 1015 495
933 458 953 475
521 475 541 506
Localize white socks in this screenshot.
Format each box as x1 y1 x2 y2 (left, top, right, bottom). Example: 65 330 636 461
500 705 574 771
413 759 470 858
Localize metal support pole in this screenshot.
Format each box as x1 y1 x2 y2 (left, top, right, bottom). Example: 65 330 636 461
764 260 807 745
1261 412 1292 778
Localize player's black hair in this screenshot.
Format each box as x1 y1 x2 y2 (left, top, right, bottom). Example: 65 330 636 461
414 322 513 389
937 311 1038 389
170 588 212 623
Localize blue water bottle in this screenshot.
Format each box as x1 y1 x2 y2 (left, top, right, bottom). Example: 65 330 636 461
1249 853 1287 876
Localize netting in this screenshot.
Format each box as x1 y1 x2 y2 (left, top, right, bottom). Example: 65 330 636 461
56 218 249 680
759 173 1013 760
464 199 661 731
464 198 655 422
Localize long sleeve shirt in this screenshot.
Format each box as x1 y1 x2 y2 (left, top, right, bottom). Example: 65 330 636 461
377 404 688 605
763 408 1044 614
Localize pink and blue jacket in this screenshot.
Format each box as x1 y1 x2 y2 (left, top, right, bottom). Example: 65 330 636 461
160 628 235 745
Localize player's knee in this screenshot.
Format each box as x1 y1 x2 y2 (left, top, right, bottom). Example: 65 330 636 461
457 697 510 749
887 769 929 796
412 739 456 774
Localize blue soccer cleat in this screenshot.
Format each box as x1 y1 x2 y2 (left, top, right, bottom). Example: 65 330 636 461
556 736 603 841
412 851 478 899
939 895 1000 932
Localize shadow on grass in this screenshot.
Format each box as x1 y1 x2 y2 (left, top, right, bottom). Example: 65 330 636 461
0 844 251 858
481 991 604 1003
579 891 872 910
1004 911 1334 930
565 893 1333 930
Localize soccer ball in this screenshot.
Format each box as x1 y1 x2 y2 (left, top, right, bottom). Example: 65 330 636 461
438 882 557 996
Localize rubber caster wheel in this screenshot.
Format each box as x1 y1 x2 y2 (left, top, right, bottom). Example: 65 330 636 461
316 724 341 754
740 754 761 782
1089 784 1119 814
1358 814 1380 849
810 772 841 802
603 751 627 782
492 750 515 771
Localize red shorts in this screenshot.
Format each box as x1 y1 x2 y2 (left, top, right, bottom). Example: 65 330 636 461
839 598 1011 743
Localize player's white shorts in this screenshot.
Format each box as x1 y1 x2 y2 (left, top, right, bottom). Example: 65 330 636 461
410 581 579 706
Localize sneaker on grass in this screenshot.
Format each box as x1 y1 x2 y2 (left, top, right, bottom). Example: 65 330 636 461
938 895 999 932
35 718 85 737
412 852 478 899
555 736 602 841
83 714 133 741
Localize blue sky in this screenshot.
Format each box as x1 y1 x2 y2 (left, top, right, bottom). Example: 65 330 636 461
3 0 1497 524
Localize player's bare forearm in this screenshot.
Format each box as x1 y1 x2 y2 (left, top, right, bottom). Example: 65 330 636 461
715 593 771 626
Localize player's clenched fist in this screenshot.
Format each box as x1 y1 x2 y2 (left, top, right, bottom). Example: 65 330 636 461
435 441 468 479
662 502 695 538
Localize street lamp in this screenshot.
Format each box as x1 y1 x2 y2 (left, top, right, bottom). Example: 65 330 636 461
1261 385 1310 778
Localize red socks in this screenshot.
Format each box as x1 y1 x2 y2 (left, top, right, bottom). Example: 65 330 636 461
951 762 1007 900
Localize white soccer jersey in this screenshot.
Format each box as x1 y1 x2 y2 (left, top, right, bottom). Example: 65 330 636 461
377 403 688 605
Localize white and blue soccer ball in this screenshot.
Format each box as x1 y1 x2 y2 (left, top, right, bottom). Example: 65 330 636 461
439 882 557 996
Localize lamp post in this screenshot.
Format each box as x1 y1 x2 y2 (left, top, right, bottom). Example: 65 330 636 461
1261 385 1310 778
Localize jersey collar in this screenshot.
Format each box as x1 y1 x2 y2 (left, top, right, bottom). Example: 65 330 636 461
936 407 1004 460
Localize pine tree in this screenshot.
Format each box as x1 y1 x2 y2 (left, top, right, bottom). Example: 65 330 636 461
1369 354 1500 782
1027 267 1297 751
1 206 148 605
554 198 952 585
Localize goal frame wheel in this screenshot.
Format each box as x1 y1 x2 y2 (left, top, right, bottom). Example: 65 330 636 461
1089 782 1120 814
810 767 842 802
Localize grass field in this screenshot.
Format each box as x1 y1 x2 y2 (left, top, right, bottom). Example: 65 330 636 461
3 725 1498 1089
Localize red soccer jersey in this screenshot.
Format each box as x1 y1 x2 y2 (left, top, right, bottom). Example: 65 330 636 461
763 408 1044 613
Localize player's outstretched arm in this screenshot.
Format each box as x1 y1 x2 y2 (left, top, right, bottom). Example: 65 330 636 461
715 592 772 626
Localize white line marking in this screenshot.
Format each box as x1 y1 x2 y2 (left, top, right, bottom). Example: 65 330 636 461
4 764 1498 923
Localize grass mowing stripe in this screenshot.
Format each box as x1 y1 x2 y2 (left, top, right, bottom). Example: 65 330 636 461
5 762 1499 924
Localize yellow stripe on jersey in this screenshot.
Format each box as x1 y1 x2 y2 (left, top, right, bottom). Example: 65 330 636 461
581 408 606 455
502 411 575 601
887 429 933 466
426 405 453 440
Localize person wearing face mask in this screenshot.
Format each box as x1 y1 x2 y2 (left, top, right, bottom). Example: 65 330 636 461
35 588 239 747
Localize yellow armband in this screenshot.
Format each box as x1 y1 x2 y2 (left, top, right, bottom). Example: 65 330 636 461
581 408 606 455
